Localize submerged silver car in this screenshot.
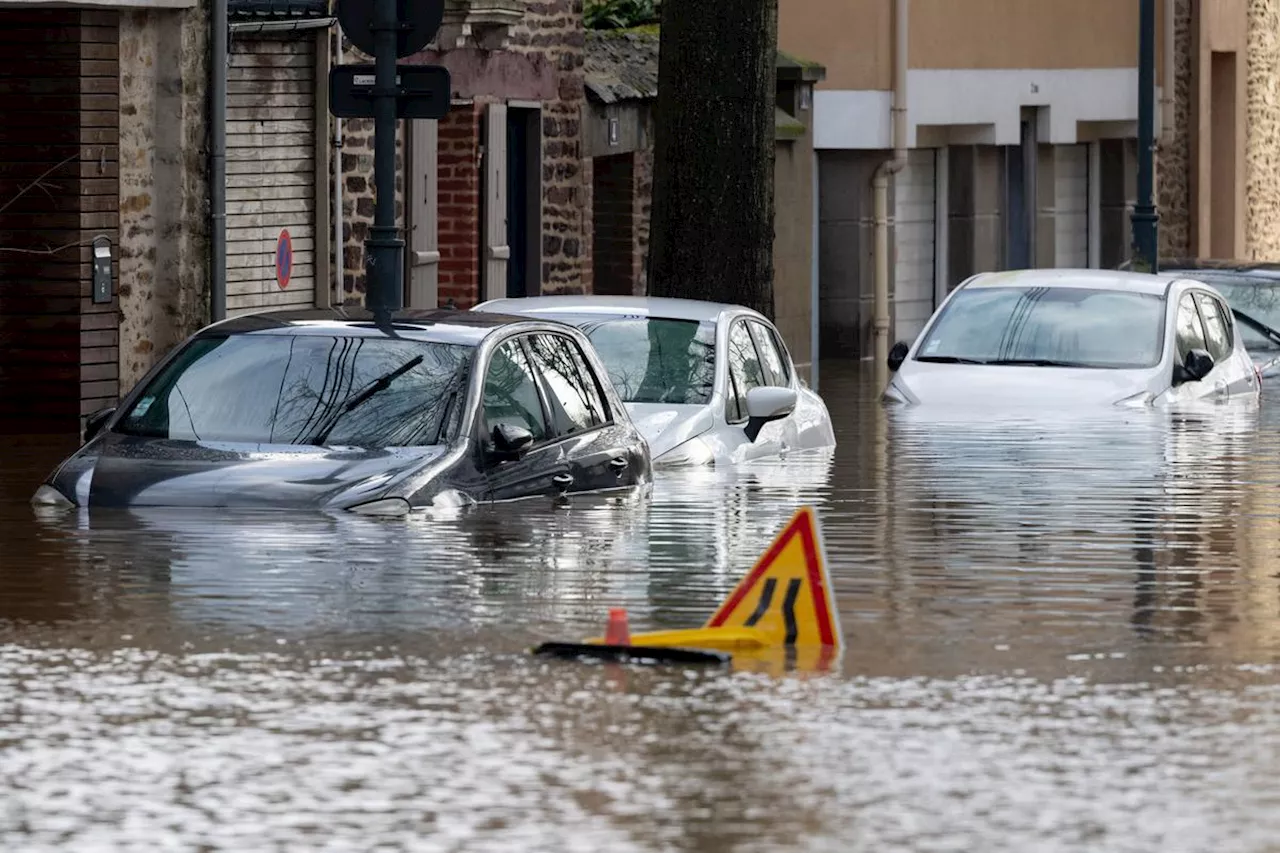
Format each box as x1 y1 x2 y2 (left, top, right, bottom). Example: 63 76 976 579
472 295 836 465
883 269 1261 408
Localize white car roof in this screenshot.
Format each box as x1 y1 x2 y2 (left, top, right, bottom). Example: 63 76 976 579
473 295 751 324
962 268 1178 297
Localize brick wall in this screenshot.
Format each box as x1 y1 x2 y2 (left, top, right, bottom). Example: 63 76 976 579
509 0 589 294
438 102 481 308
338 2 590 307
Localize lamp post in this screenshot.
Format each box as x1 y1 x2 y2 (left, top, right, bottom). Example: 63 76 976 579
1131 0 1159 273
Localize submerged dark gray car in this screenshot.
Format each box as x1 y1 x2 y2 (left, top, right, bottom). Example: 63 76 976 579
33 308 652 515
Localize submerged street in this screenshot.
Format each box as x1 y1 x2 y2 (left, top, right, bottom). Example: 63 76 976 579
3 363 1280 851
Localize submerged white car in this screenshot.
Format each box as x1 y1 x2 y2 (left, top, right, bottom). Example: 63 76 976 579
883 269 1262 407
473 296 836 465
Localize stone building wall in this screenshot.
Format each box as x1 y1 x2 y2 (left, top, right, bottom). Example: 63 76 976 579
338 2 590 306
117 5 210 393
336 109 405 302
1246 0 1280 260
508 0 589 293
1158 0 1192 260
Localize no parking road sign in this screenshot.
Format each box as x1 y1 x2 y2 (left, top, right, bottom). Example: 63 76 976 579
276 229 293 290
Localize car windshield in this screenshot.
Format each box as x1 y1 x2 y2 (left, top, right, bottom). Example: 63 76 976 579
915 286 1167 369
115 334 474 446
553 315 717 405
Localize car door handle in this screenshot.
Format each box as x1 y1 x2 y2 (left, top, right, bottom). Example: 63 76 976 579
609 457 629 470
552 473 574 488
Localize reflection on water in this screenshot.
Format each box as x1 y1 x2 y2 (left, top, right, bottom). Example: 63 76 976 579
4 364 1280 850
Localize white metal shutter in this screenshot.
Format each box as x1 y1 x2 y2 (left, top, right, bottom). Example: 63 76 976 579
406 119 439 308
225 35 318 316
893 148 937 345
482 103 509 303
1054 144 1089 268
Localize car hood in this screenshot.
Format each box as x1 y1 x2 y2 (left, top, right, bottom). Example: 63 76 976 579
47 433 450 510
890 362 1161 407
624 403 715 459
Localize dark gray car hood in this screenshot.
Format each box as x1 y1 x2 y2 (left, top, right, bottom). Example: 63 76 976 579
48 433 451 510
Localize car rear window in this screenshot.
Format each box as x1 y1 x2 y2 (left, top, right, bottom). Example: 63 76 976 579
116 334 474 447
915 286 1167 369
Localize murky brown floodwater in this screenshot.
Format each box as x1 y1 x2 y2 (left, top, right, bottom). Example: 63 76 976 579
5 363 1280 851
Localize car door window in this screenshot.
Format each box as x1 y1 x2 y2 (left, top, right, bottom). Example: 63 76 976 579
1175 293 1209 361
526 334 608 437
482 338 549 441
726 320 765 423
747 321 791 387
1195 293 1233 363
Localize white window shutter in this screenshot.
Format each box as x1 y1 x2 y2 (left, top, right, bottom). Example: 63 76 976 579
483 102 510 302
407 119 439 308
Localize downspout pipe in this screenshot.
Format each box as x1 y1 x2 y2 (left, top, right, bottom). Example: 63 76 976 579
333 25 343 307
872 0 907 380
210 0 227 323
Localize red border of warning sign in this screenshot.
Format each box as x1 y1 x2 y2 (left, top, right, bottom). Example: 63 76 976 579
706 506 839 646
275 229 293 290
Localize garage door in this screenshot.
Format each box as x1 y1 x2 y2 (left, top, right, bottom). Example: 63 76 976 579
894 148 936 346
1054 144 1089 268
226 35 318 316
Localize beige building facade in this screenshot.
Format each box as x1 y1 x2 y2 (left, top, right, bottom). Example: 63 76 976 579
781 0 1279 360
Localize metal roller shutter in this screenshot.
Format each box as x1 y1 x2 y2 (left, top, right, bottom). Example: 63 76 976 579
225 35 318 316
893 148 937 345
1054 144 1089 268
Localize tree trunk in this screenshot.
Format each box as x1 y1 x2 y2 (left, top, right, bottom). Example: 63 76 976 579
647 0 779 318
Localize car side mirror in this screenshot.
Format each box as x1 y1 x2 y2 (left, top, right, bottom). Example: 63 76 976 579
489 422 535 461
744 386 797 443
83 407 115 443
888 341 910 372
1177 348 1215 384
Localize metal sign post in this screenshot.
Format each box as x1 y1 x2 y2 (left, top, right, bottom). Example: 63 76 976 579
333 0 449 313
1131 0 1159 274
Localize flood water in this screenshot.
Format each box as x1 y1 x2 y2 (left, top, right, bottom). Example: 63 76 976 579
4 363 1280 851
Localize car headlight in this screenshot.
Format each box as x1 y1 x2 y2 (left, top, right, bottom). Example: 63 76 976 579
882 377 916 404
31 485 75 509
347 497 411 517
656 436 715 467
1115 391 1155 408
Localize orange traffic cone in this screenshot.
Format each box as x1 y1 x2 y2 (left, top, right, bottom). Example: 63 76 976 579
604 608 631 645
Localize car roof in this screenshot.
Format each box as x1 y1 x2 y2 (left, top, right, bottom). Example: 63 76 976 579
1153 259 1280 282
474 294 750 324
961 268 1176 296
199 307 548 346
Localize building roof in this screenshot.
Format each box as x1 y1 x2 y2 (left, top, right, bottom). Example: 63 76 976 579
584 28 826 105
585 28 660 105
228 0 331 22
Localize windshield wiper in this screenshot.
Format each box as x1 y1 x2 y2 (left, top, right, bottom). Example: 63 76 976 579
984 358 1096 368
310 355 425 445
1232 307 1280 348
914 355 988 364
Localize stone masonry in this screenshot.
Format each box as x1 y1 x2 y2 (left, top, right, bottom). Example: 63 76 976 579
339 2 590 306
1158 0 1192 259
117 6 210 393
1246 0 1280 260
